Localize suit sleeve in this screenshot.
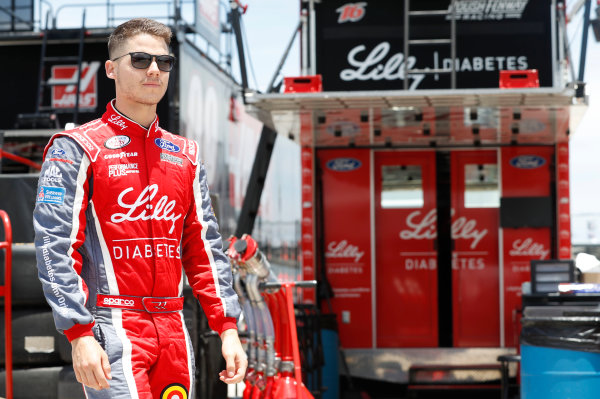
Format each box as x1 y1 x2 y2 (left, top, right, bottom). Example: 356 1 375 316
33 136 95 341
182 160 241 334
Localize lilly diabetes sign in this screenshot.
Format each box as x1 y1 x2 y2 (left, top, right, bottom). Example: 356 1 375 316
311 0 554 90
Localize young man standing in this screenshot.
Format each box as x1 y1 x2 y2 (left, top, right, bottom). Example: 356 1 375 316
33 18 246 398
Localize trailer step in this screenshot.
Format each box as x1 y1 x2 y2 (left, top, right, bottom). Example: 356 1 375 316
407 363 503 391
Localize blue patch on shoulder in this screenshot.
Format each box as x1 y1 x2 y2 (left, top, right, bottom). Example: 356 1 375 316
37 186 66 204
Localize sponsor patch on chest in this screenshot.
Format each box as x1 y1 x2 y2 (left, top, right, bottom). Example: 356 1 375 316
104 151 138 160
160 153 183 165
108 163 139 177
154 138 180 153
104 135 131 149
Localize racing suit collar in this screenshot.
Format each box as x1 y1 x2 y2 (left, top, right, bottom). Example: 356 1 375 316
102 99 159 138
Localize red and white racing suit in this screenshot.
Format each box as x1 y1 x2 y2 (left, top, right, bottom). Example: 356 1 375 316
34 100 241 399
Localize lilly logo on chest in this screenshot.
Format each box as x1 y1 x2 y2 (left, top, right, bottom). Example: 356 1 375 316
110 184 182 234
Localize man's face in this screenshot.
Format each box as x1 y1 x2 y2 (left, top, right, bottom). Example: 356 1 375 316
106 33 170 107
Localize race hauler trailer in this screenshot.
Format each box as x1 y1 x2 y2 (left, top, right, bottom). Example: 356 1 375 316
245 0 590 391
0 1 302 398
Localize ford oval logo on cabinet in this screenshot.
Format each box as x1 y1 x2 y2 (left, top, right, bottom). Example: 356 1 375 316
510 155 546 169
326 158 362 171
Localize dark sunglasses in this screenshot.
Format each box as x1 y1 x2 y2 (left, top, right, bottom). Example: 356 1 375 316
111 52 175 72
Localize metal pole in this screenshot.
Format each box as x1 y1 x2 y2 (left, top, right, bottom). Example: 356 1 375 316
73 9 86 125
403 0 409 90
301 9 308 75
450 0 456 89
577 0 592 83
234 125 278 237
230 0 248 91
267 21 301 93
309 0 317 75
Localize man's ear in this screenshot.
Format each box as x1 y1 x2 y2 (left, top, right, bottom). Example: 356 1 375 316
105 60 116 80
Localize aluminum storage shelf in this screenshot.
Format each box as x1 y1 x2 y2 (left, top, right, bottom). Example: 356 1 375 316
245 87 576 111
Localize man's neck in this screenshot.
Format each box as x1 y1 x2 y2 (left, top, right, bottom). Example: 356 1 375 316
114 99 157 128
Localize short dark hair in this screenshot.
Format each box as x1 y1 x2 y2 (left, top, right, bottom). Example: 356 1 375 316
108 18 172 58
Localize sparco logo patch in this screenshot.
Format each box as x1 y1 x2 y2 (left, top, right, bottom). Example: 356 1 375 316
104 135 131 149
154 138 181 153
103 297 135 307
49 158 74 164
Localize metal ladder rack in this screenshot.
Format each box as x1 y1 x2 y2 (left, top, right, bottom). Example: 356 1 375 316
403 0 457 90
35 9 87 125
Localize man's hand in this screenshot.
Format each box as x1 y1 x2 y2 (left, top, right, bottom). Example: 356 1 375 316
219 329 247 384
71 336 112 391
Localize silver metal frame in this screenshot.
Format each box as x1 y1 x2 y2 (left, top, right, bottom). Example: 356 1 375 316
497 146 505 347
551 0 560 88
369 149 377 348
308 0 317 76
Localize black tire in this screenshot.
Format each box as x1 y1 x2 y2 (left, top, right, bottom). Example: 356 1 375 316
57 328 72 363
0 243 47 306
0 366 61 399
0 309 63 367
0 174 38 243
58 365 86 399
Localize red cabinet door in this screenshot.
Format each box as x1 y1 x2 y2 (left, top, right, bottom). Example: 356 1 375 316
451 151 500 347
319 149 373 348
375 151 438 347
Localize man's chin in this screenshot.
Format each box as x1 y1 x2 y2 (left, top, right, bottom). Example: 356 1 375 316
136 94 166 106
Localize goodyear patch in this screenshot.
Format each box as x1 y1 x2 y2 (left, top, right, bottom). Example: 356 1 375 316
37 186 66 204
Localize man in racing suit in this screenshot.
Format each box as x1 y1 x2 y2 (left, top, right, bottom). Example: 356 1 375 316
33 18 246 398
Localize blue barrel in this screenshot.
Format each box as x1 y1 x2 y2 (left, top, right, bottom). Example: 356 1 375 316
320 314 339 399
521 344 600 399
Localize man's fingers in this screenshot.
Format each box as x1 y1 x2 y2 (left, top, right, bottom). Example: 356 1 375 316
236 357 248 378
82 367 101 390
225 354 236 377
73 367 83 385
101 350 112 380
93 361 110 390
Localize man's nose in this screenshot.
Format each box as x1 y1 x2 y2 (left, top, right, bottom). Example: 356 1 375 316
147 59 160 76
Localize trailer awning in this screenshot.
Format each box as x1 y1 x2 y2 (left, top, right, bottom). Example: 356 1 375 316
244 87 586 147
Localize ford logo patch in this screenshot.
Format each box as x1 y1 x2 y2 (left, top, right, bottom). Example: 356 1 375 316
51 149 66 156
510 155 546 169
326 158 362 171
154 138 180 153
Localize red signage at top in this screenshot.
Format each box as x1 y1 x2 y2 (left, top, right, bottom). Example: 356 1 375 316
51 61 100 110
